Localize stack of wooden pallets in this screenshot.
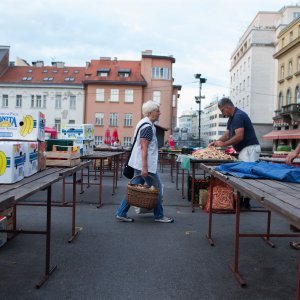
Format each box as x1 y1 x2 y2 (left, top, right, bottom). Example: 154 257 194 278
46 145 80 167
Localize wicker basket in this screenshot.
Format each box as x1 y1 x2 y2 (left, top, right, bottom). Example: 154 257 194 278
126 175 159 209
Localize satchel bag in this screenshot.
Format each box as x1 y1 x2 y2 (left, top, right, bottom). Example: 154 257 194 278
123 122 150 179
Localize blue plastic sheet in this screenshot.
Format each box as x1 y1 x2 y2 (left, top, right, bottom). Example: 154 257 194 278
215 161 300 183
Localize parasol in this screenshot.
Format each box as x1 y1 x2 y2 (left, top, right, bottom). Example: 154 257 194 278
111 128 119 144
45 126 58 139
104 128 111 145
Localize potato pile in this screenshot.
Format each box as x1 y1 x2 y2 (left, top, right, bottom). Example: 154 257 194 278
191 146 237 161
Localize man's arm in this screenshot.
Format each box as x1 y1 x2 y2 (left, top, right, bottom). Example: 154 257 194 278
140 138 150 177
212 128 244 147
209 130 230 146
286 143 300 164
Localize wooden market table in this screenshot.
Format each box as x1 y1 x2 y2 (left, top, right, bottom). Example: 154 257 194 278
81 151 124 207
200 163 300 299
0 161 91 288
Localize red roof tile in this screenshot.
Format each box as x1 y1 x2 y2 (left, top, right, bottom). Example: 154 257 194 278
84 60 146 85
0 66 86 85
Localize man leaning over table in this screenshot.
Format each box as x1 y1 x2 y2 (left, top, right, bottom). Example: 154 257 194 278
286 143 300 250
209 97 261 209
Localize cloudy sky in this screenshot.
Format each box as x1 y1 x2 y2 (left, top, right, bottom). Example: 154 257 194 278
1 0 298 115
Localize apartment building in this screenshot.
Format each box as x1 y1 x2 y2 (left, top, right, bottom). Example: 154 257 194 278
0 48 181 146
202 99 228 146
84 50 181 146
229 6 300 151
0 46 85 132
264 16 300 150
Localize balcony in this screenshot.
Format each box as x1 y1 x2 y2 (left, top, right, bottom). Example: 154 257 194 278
280 103 300 122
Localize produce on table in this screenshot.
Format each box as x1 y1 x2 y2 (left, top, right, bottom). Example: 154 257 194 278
190 146 237 160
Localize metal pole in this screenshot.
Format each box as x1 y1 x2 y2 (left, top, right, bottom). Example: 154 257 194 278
199 80 202 147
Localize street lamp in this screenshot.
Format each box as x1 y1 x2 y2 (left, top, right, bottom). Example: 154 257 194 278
194 74 206 147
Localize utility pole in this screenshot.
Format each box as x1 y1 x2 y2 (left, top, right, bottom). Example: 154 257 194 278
194 74 206 147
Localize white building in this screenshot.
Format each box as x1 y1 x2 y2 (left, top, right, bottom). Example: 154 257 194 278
0 46 85 132
202 99 228 146
229 6 300 150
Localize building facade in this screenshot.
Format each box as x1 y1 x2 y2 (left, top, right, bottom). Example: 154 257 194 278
229 6 300 151
0 46 85 132
266 16 300 150
84 50 181 146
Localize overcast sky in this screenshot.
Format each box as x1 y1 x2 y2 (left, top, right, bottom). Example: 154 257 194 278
1 0 298 115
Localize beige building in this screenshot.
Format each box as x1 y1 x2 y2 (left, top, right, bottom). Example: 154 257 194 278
229 6 300 151
265 16 300 149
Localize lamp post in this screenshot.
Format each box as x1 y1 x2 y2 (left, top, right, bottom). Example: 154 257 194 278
194 74 206 147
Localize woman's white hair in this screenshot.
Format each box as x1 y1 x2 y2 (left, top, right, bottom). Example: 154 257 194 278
142 100 160 117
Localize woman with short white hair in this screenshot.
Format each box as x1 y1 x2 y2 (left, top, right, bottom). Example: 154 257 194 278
115 100 174 223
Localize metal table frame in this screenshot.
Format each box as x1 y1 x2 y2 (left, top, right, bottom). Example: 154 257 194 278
200 163 300 299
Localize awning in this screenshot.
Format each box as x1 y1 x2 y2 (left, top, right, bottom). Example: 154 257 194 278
262 129 300 140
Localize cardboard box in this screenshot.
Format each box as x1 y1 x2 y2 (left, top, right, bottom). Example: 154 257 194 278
0 216 7 247
23 142 38 177
0 111 45 141
0 141 25 184
74 140 94 155
60 124 94 140
38 141 47 171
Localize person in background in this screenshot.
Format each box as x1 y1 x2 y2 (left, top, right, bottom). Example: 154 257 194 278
113 139 120 147
209 97 261 209
168 135 175 149
286 143 300 250
115 100 174 223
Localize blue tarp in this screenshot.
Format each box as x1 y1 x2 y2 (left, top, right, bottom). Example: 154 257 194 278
215 161 300 183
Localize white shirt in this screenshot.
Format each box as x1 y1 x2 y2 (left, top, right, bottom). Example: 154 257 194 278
128 117 158 173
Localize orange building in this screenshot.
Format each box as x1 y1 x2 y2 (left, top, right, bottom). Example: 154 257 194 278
84 50 181 146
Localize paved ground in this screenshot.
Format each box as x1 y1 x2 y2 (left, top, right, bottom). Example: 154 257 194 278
0 167 298 299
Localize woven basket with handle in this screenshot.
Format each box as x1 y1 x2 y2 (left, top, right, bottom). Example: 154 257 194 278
126 175 159 209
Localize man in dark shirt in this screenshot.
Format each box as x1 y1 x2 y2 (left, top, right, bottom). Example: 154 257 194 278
209 97 261 208
209 97 261 161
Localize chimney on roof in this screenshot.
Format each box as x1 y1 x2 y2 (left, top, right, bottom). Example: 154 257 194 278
51 61 65 68
86 62 90 68
32 60 44 68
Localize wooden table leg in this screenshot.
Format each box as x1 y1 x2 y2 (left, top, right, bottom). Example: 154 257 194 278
206 176 214 246
68 172 78 243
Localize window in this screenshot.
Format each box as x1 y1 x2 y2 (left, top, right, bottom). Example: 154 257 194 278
2 95 8 107
172 94 176 107
293 12 300 19
95 112 104 126
43 95 47 108
55 94 62 109
97 68 110 77
36 95 42 108
152 67 170 80
96 89 105 102
281 65 285 80
16 95 22 108
110 89 119 102
289 61 293 76
70 95 76 109
118 69 131 78
124 89 133 102
109 113 118 126
94 136 103 145
247 76 250 87
124 113 132 126
54 119 61 132
286 89 292 105
289 31 293 42
243 80 245 91
282 37 285 48
31 95 35 108
69 120 75 124
153 91 161 104
296 86 300 104
123 137 132 147
278 92 283 110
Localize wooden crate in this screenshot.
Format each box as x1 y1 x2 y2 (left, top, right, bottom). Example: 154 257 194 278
46 145 81 167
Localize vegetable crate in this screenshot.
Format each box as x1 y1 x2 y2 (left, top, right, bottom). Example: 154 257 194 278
187 175 210 207
46 145 80 167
